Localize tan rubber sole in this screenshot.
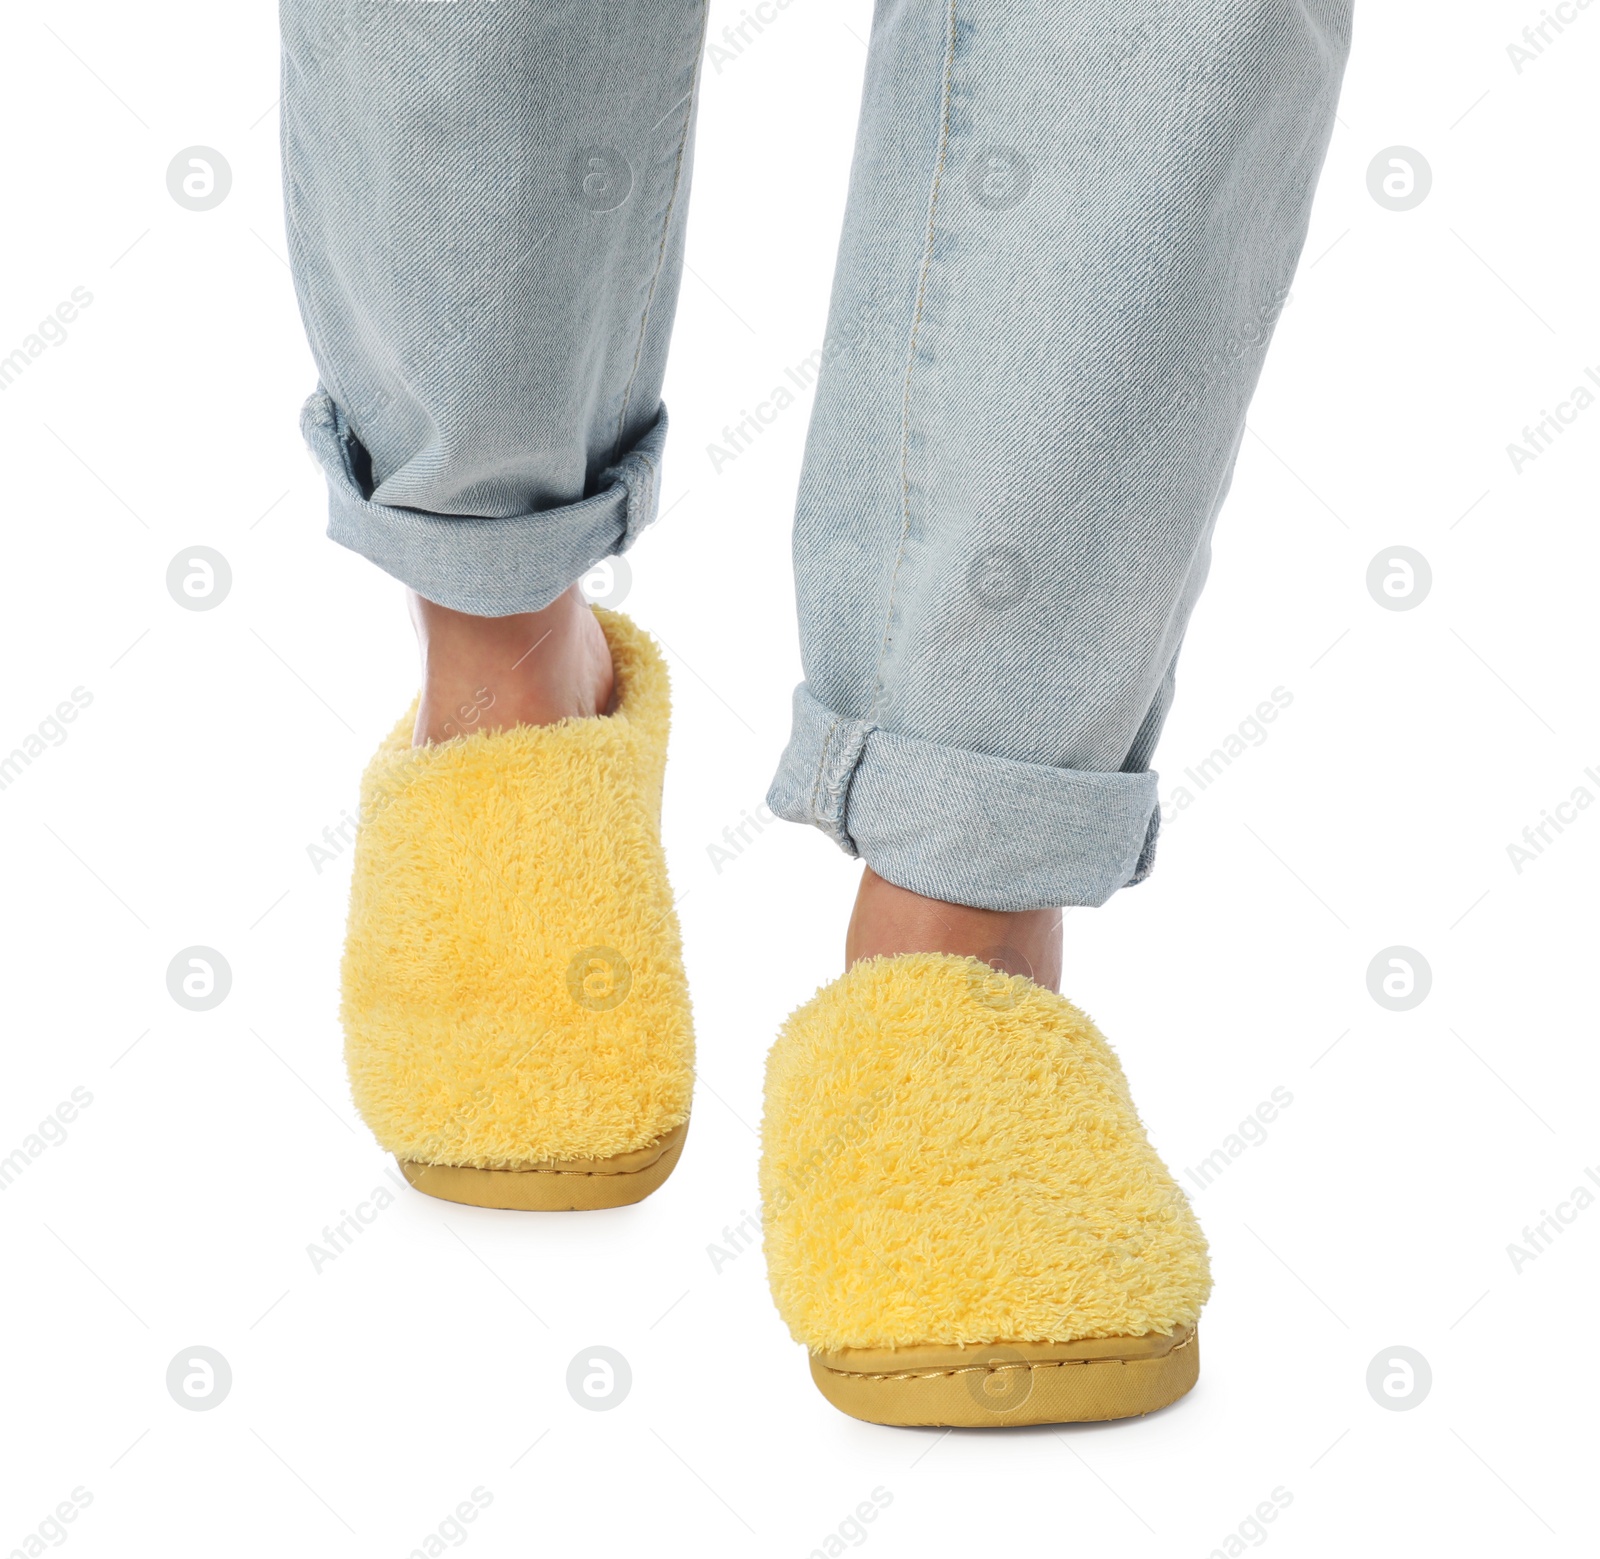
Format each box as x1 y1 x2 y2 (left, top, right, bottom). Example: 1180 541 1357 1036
809 1325 1198 1426
396 1120 688 1211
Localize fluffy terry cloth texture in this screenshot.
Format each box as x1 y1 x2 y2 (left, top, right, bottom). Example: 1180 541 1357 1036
761 954 1210 1352
341 609 693 1167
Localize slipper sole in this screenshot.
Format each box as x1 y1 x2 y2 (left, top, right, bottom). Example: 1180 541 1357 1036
396 1120 688 1211
808 1324 1198 1426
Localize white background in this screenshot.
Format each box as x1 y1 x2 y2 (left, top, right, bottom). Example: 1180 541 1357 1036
2 2 1596 1555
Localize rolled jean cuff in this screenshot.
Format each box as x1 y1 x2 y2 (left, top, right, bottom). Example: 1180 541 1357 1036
767 684 1161 912
300 389 669 616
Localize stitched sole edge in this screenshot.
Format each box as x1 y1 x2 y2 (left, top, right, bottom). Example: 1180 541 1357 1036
396 1121 689 1211
808 1326 1199 1427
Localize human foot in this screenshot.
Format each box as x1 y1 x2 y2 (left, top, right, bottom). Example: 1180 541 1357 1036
761 953 1209 1425
844 866 1063 991
409 584 614 746
345 611 694 1208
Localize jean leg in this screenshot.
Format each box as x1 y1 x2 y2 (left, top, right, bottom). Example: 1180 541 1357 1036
769 0 1353 910
280 0 708 614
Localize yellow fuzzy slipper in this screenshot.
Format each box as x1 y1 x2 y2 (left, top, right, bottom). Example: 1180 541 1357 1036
340 609 693 1210
761 954 1210 1425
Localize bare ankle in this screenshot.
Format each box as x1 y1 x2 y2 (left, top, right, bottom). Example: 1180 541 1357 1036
409 585 615 745
845 867 1063 992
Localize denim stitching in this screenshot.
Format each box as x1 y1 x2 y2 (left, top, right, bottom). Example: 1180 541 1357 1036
866 0 960 726
282 80 366 454
611 431 661 548
816 717 874 855
808 717 841 826
610 2 710 468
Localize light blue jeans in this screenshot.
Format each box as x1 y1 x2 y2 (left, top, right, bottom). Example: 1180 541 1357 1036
282 0 1351 912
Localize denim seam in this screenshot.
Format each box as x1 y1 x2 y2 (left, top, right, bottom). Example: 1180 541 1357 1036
611 430 661 551
866 0 960 727
815 715 874 856
281 95 366 457
609 1 709 469
807 716 841 828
